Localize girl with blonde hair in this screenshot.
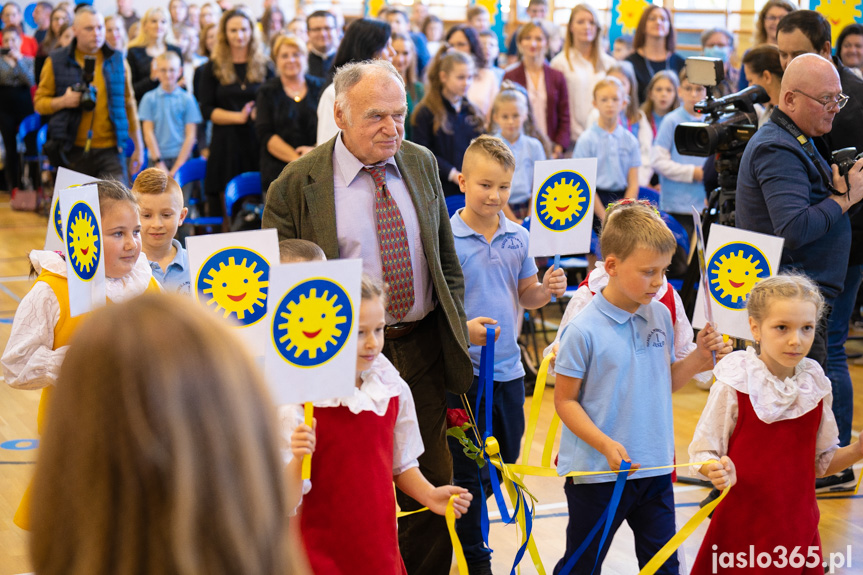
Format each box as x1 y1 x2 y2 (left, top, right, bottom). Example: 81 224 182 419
126 7 182 103
550 3 616 145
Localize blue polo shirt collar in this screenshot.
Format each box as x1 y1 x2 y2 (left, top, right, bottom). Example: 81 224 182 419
594 289 649 324
334 133 402 186
451 209 515 242
149 239 187 274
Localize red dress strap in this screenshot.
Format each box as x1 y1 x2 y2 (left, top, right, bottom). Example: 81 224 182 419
690 391 824 574
300 396 407 575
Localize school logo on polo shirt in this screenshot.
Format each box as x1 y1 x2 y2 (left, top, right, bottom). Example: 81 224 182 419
708 242 770 309
271 278 353 368
66 202 101 281
197 247 269 325
534 170 591 232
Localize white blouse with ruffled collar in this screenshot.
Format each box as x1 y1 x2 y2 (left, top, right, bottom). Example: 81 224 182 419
688 348 839 479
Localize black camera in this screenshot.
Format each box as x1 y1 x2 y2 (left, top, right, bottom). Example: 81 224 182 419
72 56 97 112
832 147 863 177
674 58 769 158
0 47 10 56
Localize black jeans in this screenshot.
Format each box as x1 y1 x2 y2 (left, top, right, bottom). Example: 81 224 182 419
384 308 454 575
62 145 128 186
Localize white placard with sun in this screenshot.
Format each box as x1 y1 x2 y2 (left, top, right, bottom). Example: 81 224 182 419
187 229 280 352
693 224 784 341
60 185 106 317
528 158 597 257
265 259 362 406
45 167 95 252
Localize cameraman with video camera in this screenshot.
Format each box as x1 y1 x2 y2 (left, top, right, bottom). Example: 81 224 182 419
779 10 863 493
34 5 143 184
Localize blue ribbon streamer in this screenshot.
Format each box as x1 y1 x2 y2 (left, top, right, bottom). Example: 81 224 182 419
550 254 560 303
477 325 535 574
558 460 632 575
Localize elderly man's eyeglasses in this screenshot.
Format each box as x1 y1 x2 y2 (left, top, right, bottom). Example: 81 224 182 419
792 89 850 111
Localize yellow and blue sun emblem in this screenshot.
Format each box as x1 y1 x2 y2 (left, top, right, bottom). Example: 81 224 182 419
54 199 63 240
197 248 269 325
272 278 353 368
534 171 591 232
65 202 101 281
708 242 770 310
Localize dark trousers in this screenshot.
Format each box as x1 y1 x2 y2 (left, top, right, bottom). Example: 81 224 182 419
553 474 679 575
445 375 526 565
807 298 833 370
384 308 453 575
826 265 861 447
63 146 128 186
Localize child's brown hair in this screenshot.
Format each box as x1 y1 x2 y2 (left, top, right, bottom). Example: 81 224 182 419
30 294 294 575
600 201 676 260
131 168 184 205
278 239 326 264
463 134 516 174
361 273 387 308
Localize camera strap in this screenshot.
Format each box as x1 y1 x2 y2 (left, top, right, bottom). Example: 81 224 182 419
770 107 843 195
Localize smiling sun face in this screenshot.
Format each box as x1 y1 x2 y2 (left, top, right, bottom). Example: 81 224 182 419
616 0 649 34
54 199 63 240
815 0 862 45
708 242 771 309
272 279 353 368
66 203 101 281
535 172 590 231
197 248 269 325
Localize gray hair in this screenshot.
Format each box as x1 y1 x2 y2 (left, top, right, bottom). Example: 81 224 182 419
333 59 405 124
701 27 734 48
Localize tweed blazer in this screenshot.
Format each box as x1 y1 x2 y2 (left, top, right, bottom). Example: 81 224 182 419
262 136 473 394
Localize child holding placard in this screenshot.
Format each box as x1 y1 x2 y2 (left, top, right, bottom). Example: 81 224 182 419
281 275 472 575
553 203 728 574
448 135 566 573
688 274 863 575
1 180 160 530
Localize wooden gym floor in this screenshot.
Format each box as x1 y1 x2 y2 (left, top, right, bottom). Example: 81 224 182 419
0 189 861 574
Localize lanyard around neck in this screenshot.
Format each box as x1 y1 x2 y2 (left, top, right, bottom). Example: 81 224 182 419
770 107 843 196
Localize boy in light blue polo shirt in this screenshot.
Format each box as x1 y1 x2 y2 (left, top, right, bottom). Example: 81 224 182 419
553 204 728 574
139 51 202 176
650 67 707 226
132 168 191 294
447 135 566 573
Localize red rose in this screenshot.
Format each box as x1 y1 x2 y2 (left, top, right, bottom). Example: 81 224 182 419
446 408 470 429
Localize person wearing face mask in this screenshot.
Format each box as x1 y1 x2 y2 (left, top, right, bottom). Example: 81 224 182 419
700 28 738 97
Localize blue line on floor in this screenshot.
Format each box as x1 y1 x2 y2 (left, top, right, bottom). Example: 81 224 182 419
0 282 21 303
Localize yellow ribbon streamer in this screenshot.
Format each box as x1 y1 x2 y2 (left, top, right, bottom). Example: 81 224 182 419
396 507 428 518
301 402 314 480
638 482 731 575
522 354 553 469
854 468 862 496
446 495 469 575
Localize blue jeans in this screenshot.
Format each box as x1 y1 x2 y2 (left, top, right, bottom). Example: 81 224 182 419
554 474 679 575
446 375 526 565
826 264 862 447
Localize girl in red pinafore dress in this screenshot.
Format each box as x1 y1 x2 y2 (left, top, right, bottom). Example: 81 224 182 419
282 275 472 575
689 274 863 575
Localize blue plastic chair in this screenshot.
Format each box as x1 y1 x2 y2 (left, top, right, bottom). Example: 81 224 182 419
174 158 223 232
445 194 465 218
37 125 47 156
659 210 690 253
124 137 148 182
637 186 660 206
16 113 42 159
225 172 262 219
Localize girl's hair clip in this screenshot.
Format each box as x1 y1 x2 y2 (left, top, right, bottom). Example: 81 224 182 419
605 197 660 216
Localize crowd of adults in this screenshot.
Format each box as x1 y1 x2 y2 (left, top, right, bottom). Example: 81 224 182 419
2 0 863 543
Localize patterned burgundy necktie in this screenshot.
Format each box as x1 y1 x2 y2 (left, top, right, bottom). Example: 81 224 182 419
362 165 415 321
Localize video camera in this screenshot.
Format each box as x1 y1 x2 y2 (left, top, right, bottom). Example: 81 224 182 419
71 56 97 112
674 58 769 157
